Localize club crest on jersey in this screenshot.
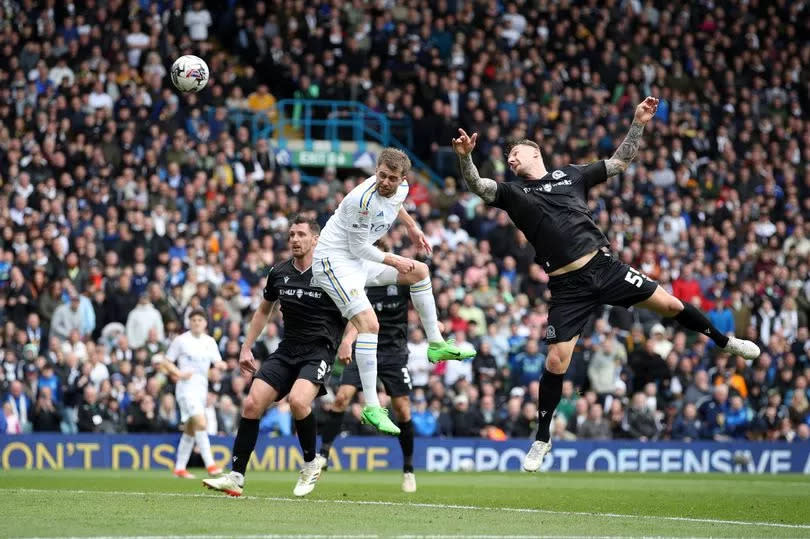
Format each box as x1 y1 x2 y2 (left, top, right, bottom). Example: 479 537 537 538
552 170 567 180
546 325 556 339
387 285 398 296
310 277 318 287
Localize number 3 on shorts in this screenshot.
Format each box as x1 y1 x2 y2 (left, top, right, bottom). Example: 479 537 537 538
624 268 645 288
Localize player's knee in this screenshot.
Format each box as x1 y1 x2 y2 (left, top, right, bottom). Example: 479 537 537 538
242 395 264 419
665 296 684 318
545 349 568 374
354 312 379 334
288 393 311 417
412 261 429 280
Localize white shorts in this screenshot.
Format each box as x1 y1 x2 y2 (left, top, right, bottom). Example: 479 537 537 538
313 255 400 319
177 392 206 423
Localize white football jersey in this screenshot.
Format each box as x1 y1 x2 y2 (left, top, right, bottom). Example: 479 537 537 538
165 331 221 398
315 175 409 262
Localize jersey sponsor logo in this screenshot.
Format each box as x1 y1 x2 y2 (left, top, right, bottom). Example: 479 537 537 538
280 288 323 299
387 285 398 296
552 170 567 180
546 325 556 339
525 177 573 194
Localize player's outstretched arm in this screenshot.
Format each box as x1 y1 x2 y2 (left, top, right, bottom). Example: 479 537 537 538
604 96 659 177
452 128 497 203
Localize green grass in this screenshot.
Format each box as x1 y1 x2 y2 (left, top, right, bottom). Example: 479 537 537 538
1 469 809 538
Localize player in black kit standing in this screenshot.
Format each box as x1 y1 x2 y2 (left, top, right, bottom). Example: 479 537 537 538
203 215 346 497
453 96 761 471
318 284 417 493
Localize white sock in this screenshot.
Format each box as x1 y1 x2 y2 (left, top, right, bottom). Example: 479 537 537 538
355 333 380 407
194 429 216 468
410 277 443 343
175 433 194 471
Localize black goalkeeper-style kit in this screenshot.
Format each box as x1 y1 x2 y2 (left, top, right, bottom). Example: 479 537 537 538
255 258 345 399
490 161 657 343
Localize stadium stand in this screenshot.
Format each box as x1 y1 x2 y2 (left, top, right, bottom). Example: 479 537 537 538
1 0 809 445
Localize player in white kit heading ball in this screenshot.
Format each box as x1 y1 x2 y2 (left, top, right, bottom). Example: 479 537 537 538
159 309 226 478
313 148 475 435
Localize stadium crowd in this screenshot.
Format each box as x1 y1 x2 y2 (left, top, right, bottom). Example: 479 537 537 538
1 0 810 445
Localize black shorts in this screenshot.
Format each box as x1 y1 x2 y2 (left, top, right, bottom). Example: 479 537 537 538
546 251 657 343
254 343 334 401
340 354 412 397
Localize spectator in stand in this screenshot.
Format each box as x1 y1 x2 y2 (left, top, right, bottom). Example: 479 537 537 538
0 0 808 443
578 403 612 440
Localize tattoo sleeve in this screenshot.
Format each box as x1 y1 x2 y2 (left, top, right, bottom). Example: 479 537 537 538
605 120 645 177
458 153 497 203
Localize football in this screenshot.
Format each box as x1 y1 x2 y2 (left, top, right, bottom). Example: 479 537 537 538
170 55 209 93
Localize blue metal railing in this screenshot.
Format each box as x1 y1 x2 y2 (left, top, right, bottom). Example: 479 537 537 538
275 99 443 186
205 101 443 186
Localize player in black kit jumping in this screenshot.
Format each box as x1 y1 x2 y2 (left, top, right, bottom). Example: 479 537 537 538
453 96 761 471
203 215 346 497
318 284 417 493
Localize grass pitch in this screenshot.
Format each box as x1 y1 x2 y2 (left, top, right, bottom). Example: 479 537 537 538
1 469 809 538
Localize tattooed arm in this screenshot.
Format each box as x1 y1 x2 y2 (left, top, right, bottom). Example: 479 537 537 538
604 96 659 177
452 128 498 203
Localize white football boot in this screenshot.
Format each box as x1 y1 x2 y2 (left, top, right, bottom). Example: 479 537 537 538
293 459 322 497
723 337 761 360
402 472 417 493
315 454 328 471
523 440 552 472
202 471 244 497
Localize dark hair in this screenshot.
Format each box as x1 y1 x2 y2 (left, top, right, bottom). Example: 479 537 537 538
505 138 540 154
188 308 207 320
290 214 320 235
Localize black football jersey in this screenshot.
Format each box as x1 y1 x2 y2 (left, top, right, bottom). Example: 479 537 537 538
366 284 409 355
263 259 345 350
490 161 609 273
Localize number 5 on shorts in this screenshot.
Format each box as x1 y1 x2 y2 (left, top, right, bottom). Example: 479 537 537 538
624 268 645 288
401 367 412 390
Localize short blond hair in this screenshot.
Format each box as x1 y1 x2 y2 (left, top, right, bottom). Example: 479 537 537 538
377 147 411 175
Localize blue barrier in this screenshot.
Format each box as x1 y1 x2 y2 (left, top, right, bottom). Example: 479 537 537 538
2 434 809 473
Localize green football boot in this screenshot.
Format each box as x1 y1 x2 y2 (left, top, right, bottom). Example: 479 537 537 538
427 339 476 364
361 405 401 435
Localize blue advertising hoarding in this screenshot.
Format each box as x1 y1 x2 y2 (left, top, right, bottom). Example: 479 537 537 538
2 434 809 473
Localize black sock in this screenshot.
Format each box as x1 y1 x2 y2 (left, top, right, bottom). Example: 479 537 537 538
319 410 345 458
673 303 729 347
295 412 317 462
536 369 564 442
231 416 260 476
398 420 414 473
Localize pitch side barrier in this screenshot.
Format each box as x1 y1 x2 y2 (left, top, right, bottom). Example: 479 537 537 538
2 434 809 473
